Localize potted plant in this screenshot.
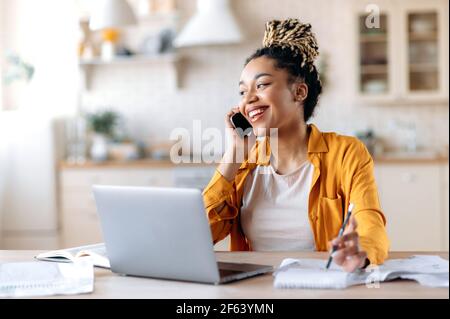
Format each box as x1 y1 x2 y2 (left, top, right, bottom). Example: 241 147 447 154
86 110 119 161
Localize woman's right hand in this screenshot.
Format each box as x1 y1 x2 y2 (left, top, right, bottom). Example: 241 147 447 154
224 106 256 163
218 107 256 182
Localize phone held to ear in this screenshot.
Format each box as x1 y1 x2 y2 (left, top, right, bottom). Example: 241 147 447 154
230 112 253 138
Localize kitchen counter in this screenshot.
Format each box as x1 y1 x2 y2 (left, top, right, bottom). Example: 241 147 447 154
60 153 448 169
373 151 448 164
59 158 216 169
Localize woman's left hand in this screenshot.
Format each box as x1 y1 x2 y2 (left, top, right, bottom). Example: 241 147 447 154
330 217 368 272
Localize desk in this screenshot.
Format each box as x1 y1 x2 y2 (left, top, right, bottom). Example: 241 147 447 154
0 251 448 299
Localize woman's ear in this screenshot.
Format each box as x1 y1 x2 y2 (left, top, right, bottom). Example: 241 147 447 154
293 82 308 102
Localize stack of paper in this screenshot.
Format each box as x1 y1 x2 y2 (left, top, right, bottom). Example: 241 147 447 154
0 259 94 298
274 255 449 289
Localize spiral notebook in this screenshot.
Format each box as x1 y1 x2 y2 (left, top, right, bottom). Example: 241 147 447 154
0 259 94 298
273 255 449 289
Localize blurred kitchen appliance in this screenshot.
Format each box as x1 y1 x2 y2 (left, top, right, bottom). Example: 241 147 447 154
173 0 243 47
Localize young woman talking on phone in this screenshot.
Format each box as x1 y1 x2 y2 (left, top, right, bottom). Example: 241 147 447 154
202 19 389 272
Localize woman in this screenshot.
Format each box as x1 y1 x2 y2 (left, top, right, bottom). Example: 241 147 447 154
202 19 389 272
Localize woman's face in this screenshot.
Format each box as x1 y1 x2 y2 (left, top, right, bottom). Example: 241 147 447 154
238 56 306 136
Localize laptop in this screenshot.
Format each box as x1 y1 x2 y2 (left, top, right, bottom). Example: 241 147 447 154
92 185 273 284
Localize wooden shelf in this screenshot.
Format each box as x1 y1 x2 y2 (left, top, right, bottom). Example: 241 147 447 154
355 95 448 106
409 63 438 72
359 34 388 42
79 53 178 66
409 31 438 41
360 64 388 74
79 53 181 90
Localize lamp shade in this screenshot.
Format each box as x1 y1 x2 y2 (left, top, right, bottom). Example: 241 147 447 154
89 0 137 31
173 0 243 47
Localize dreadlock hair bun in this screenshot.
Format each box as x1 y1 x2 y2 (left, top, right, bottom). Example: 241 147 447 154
262 19 319 70
245 19 322 122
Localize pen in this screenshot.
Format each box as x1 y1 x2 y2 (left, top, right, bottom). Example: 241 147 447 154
325 202 354 270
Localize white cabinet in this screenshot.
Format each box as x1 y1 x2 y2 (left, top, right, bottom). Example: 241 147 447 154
60 168 174 247
374 162 447 251
352 0 449 104
58 165 225 250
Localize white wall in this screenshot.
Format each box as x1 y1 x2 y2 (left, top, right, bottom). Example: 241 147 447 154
0 0 79 248
80 0 449 153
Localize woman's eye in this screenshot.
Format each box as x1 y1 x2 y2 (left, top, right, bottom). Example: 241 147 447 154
239 91 246 96
257 83 269 89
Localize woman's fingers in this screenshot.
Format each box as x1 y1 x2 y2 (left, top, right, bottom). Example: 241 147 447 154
331 231 359 250
225 107 240 129
332 245 359 264
329 226 367 272
333 247 367 272
341 251 368 273
225 112 234 128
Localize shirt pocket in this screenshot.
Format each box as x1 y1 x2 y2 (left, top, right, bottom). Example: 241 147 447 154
319 195 344 241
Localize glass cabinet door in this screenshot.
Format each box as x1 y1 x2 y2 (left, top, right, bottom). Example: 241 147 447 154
407 11 439 92
358 13 389 95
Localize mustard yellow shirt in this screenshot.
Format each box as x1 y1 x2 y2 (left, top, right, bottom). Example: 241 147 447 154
202 124 389 264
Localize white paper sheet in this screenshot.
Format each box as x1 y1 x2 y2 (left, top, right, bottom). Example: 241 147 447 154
0 259 94 297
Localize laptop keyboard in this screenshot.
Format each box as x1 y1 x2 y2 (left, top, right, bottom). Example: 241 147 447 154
219 268 245 278
217 261 273 280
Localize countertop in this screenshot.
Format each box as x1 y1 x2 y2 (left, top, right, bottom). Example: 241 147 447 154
0 250 448 299
60 158 215 169
59 153 449 169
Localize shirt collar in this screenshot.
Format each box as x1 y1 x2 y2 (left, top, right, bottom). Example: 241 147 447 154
242 123 328 168
307 123 328 154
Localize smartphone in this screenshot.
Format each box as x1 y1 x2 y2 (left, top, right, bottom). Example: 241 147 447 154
230 112 253 138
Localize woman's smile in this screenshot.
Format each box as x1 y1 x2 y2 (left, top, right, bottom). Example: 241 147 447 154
247 105 269 123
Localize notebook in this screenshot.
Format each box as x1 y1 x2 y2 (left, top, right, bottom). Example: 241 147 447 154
35 243 110 269
274 255 449 289
0 259 94 298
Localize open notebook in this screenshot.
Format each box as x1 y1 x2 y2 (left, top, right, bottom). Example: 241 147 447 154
274 255 449 289
35 243 110 269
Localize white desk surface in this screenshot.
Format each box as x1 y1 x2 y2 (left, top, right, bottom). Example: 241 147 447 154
0 250 448 299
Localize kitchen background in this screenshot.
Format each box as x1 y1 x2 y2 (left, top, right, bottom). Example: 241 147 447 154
0 0 448 252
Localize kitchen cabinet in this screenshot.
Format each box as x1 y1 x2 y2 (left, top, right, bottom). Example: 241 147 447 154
60 168 174 247
374 161 448 251
58 159 448 252
58 163 222 249
351 0 449 105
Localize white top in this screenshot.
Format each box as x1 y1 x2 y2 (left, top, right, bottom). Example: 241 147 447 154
240 160 315 251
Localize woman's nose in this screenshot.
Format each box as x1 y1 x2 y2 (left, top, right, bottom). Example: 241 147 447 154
241 90 258 112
